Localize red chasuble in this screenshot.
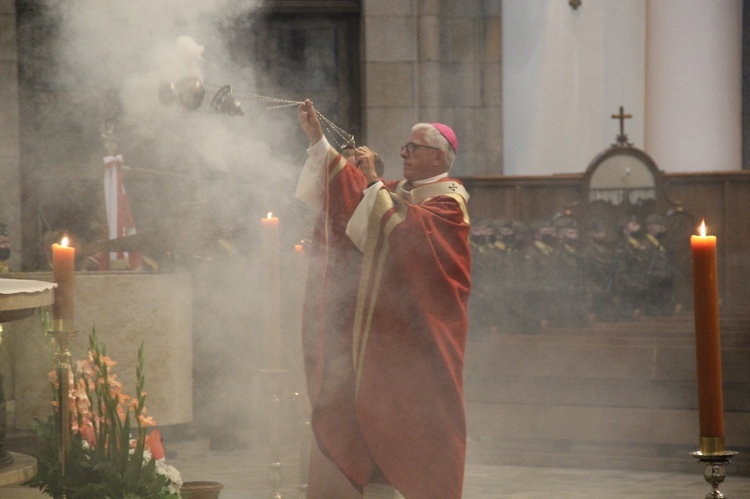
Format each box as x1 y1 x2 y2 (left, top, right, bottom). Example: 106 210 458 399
301 146 471 499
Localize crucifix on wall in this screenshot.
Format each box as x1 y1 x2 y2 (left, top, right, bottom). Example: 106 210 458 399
611 105 633 147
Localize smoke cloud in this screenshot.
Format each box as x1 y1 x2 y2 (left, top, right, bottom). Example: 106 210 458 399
32 0 317 447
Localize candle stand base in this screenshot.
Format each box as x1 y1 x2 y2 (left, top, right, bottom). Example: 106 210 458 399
691 450 739 499
259 369 287 499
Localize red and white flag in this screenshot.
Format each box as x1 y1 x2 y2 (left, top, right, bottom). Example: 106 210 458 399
103 154 141 270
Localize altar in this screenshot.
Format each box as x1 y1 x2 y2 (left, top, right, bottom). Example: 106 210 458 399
0 272 193 431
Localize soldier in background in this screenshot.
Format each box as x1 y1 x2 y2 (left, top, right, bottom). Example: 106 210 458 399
582 219 616 321
521 219 558 331
642 213 676 316
551 216 588 327
0 224 9 274
488 218 522 332
614 214 649 319
468 220 496 333
512 220 529 252
0 223 8 466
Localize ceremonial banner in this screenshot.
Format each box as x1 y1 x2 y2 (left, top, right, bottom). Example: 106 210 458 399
103 155 141 270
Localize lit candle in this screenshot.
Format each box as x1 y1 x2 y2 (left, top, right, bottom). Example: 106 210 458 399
51 236 75 329
690 220 724 452
261 212 282 370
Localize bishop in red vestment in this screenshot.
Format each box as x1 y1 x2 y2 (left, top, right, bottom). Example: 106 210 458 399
296 100 471 499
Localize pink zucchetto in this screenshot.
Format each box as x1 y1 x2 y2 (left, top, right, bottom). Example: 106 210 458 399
431 123 458 153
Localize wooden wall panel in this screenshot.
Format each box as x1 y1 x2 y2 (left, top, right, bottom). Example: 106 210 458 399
463 176 580 222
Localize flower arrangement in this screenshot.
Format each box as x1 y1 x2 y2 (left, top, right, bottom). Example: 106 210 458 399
25 328 183 498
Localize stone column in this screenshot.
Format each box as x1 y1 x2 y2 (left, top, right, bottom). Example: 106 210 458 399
0 2 21 465
415 1 503 176
644 0 742 172
0 1 22 267
363 0 502 177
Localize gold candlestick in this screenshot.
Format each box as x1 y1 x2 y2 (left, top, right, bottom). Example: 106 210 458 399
48 324 76 495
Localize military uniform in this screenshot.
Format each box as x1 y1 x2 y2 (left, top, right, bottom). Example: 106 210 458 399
0 223 8 274
468 221 496 332
614 215 649 319
0 223 8 465
642 214 676 316
487 219 523 332
551 216 588 327
520 220 558 332
583 220 616 321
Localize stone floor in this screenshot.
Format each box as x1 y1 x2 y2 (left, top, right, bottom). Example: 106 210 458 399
3 434 750 498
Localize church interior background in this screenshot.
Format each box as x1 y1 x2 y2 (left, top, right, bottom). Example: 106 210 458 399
1 0 750 496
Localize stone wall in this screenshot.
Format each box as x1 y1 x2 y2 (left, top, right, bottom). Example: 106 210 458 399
362 0 503 178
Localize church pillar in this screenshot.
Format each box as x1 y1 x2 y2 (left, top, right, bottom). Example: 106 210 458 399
0 2 22 269
644 0 742 172
363 0 502 177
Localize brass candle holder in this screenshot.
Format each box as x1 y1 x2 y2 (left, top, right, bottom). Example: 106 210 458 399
691 437 738 499
48 320 76 497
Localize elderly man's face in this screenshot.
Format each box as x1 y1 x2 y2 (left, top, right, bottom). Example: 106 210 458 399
401 128 445 182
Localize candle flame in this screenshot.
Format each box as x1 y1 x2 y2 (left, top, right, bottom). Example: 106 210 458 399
61 237 69 247
699 219 706 237
266 212 273 219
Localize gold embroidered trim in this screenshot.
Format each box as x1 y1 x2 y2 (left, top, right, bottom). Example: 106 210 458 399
353 192 407 396
327 150 347 180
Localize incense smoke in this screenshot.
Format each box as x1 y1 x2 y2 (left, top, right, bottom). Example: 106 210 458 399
29 0 315 449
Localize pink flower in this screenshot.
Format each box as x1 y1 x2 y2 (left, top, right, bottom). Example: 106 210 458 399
138 414 156 427
99 355 117 369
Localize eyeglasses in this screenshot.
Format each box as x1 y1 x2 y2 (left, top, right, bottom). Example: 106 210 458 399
401 142 441 155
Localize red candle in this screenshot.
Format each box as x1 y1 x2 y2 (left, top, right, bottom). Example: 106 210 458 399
261 213 281 370
52 236 75 328
690 220 724 447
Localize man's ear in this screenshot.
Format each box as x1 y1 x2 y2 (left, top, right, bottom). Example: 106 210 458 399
433 150 445 169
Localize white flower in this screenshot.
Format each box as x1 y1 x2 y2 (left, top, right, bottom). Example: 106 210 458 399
139 449 183 495
155 457 183 488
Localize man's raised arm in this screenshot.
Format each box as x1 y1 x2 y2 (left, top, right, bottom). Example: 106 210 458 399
295 99 328 208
